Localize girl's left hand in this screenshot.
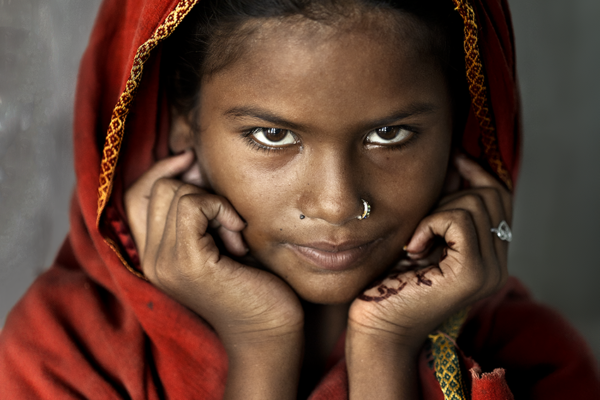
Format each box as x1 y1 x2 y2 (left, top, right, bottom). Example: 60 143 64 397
347 154 513 350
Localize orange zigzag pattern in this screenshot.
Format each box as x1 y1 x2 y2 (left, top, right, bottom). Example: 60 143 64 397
97 0 200 226
452 0 513 190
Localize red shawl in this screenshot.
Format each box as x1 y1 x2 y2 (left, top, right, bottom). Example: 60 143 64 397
1 0 599 399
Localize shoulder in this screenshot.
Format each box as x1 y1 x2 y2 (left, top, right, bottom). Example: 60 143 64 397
458 277 600 399
0 261 144 399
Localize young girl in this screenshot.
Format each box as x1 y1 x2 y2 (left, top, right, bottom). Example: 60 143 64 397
1 0 598 399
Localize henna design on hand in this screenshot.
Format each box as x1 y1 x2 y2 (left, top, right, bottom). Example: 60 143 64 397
358 273 407 303
416 267 435 286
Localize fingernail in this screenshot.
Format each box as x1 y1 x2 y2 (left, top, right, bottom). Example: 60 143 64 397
178 149 195 158
454 152 466 164
454 153 471 171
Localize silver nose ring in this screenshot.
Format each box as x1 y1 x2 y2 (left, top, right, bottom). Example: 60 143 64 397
357 199 371 220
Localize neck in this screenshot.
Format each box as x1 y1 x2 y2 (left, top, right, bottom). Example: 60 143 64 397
298 301 350 399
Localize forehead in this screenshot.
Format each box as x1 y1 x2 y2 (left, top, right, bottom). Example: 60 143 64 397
200 17 449 127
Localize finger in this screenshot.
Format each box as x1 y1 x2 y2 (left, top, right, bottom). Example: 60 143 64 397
216 226 248 257
441 191 509 292
405 209 480 266
454 154 513 222
436 193 502 274
125 151 195 258
142 178 187 278
407 209 499 296
162 191 246 266
439 188 509 269
133 151 195 197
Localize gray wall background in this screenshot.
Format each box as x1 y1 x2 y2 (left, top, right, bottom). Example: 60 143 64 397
1 0 599 363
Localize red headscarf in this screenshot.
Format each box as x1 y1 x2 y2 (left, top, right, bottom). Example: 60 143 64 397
2 1 598 399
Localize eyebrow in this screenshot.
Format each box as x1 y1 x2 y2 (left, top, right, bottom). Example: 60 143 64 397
224 106 306 131
224 102 438 131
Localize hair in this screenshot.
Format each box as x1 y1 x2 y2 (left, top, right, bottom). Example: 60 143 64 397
162 0 469 127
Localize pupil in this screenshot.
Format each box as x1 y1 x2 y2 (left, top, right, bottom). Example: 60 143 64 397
265 128 286 141
377 127 396 140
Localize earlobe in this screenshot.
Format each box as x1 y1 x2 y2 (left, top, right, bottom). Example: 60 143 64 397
169 109 195 153
169 109 208 188
442 150 461 195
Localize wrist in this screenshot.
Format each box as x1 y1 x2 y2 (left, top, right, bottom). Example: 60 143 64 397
346 326 421 400
346 318 426 353
224 331 304 400
346 324 422 362
224 329 304 359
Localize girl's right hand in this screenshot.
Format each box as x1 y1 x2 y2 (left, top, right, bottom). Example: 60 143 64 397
124 151 304 349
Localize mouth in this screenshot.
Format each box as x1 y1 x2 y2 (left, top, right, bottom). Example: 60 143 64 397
286 239 381 272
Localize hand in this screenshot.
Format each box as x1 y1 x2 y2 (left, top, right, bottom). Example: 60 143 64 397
124 152 304 347
348 153 512 349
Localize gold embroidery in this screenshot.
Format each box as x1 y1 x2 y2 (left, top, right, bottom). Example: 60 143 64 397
104 237 147 281
429 308 470 400
97 0 200 226
452 0 513 190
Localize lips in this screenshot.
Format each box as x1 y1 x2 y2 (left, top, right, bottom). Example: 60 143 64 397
287 239 380 271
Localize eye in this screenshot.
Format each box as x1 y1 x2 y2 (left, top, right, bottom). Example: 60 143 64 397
250 127 297 147
365 126 414 146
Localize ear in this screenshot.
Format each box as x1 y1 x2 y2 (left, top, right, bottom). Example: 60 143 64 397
169 108 194 153
441 149 461 195
169 108 207 187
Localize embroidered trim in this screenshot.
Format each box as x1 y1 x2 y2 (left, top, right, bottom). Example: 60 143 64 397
452 0 513 190
104 237 147 281
96 0 200 227
429 308 470 400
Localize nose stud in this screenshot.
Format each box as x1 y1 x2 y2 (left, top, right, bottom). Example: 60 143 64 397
299 199 371 221
357 199 371 221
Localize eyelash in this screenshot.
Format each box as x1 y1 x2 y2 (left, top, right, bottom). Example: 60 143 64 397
374 126 420 151
240 125 419 153
241 130 292 153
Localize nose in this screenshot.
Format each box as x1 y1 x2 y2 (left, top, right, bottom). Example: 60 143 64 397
298 149 363 226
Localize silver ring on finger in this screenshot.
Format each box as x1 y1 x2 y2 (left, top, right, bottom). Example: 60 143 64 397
491 220 512 242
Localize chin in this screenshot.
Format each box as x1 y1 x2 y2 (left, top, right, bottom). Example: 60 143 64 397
286 273 372 305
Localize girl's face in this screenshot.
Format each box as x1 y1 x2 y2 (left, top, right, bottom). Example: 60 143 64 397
190 20 454 304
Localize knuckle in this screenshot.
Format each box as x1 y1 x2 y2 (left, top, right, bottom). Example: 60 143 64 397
447 208 473 228
177 193 200 210
460 193 486 211
176 193 207 221
151 177 176 198
174 182 202 198
479 187 501 202
154 250 193 288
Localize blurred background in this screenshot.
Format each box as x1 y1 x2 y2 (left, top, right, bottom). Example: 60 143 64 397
0 0 599 363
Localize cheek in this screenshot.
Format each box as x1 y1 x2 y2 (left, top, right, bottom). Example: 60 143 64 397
195 134 294 226
374 138 451 230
